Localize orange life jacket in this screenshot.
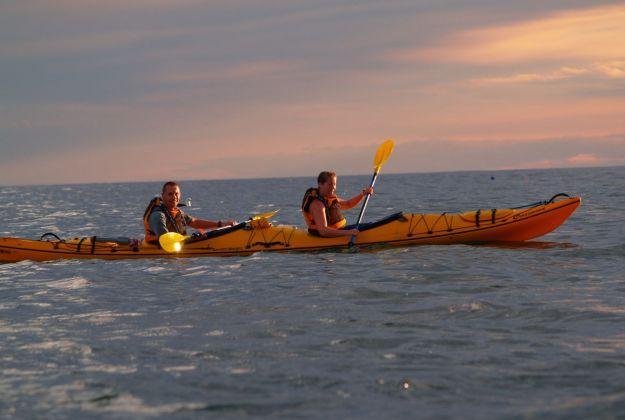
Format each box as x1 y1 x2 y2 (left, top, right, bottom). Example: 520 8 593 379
143 196 189 243
301 188 347 232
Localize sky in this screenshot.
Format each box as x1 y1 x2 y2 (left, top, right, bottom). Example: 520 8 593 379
1 0 624 186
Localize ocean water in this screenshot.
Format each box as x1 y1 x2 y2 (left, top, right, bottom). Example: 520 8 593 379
1 167 624 418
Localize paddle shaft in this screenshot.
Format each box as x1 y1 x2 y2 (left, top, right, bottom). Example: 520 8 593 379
159 210 279 252
349 170 379 246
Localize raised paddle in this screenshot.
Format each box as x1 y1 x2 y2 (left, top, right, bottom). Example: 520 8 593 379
159 209 280 253
349 139 395 247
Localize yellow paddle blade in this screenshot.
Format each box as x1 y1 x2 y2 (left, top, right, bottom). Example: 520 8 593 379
373 139 395 172
250 209 280 220
159 232 189 253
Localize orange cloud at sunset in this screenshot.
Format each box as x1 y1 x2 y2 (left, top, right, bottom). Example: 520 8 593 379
393 4 625 65
375 3 625 143
593 61 625 78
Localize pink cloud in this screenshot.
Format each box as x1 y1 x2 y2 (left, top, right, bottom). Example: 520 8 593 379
592 61 625 79
566 153 600 165
472 68 586 85
498 152 625 170
473 62 625 86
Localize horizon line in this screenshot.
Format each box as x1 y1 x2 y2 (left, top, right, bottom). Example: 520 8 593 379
1 163 623 189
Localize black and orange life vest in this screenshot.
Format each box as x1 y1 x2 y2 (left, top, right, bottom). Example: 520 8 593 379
301 188 347 232
143 196 189 243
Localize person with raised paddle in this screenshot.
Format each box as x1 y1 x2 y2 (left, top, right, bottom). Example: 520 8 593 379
348 139 394 246
301 171 374 238
301 140 394 240
143 181 236 244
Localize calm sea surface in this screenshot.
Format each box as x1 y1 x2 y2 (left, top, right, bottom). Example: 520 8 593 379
1 167 624 418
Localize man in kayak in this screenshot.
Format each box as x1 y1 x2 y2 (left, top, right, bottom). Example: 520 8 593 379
143 181 236 243
301 171 373 237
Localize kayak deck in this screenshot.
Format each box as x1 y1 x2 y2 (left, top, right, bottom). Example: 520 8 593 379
0 195 581 263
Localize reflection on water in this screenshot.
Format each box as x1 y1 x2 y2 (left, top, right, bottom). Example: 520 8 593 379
474 240 580 250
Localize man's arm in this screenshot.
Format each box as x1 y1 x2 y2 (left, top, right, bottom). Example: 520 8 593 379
148 210 169 238
188 218 236 230
338 187 374 210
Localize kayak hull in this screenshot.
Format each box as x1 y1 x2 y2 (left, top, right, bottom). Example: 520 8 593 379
0 196 581 263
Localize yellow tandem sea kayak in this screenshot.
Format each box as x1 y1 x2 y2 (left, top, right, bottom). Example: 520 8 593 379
0 194 580 263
